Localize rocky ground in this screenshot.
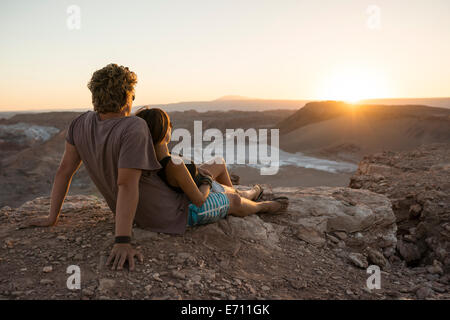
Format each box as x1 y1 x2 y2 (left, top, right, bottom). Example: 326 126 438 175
350 143 450 272
0 186 448 300
0 112 448 300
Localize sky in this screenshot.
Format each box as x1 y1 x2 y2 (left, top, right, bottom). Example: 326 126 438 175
0 0 449 110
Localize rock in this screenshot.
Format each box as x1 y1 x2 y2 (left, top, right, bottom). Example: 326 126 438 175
367 248 388 269
397 239 423 263
326 234 340 244
74 253 83 261
348 253 368 269
42 266 53 273
191 275 202 283
98 279 116 293
431 282 446 293
270 186 397 253
383 247 395 258
131 290 139 297
171 270 186 280
40 279 54 285
209 289 227 298
426 260 444 275
133 228 159 241
174 252 193 264
5 239 14 249
152 273 163 282
225 215 281 250
295 225 326 247
334 231 347 240
261 285 271 291
144 285 153 292
416 286 433 299
0 123 59 148
82 288 94 297
409 204 422 217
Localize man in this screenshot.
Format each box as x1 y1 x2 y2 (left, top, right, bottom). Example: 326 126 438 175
25 64 190 270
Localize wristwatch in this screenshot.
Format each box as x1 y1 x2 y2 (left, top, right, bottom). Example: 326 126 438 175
114 236 131 244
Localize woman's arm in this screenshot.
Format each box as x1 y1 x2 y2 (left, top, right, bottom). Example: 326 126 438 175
166 160 210 207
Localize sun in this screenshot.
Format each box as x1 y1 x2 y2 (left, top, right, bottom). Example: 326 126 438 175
317 66 389 103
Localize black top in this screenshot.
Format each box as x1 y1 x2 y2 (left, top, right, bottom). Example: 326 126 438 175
157 155 199 193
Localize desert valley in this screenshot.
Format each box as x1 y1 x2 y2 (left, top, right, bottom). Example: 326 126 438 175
0 98 449 300
1 99 449 208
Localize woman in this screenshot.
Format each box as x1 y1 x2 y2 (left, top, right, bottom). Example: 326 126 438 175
135 107 288 227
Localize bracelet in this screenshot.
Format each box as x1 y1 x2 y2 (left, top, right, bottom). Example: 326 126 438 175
114 236 131 244
199 176 213 187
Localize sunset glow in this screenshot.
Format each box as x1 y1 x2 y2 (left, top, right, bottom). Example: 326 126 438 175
317 66 390 103
0 0 449 110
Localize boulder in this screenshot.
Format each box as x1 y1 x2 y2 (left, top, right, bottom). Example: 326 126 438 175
265 186 397 253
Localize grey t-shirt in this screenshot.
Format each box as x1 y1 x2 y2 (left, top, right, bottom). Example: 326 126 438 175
66 111 189 234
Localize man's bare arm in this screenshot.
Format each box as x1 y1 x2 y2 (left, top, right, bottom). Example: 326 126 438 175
24 142 81 227
115 168 141 238
107 168 144 271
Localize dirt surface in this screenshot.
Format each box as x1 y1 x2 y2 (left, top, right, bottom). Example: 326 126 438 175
1 192 448 300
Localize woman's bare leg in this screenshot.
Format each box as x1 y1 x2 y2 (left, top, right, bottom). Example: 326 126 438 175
226 193 286 217
199 157 233 187
222 184 259 200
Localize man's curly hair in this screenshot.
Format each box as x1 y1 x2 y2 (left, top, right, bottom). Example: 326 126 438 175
87 64 137 113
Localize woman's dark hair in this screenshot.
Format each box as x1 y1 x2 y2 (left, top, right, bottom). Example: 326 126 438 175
135 107 171 144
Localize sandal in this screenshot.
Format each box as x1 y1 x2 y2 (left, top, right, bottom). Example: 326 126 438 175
254 184 264 202
271 196 289 213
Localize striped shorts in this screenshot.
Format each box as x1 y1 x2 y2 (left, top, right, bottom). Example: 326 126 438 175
187 192 230 227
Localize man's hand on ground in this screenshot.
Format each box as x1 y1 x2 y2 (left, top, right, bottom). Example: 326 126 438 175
107 243 143 271
20 215 55 229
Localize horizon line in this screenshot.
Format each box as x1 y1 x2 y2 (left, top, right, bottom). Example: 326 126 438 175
1 96 450 113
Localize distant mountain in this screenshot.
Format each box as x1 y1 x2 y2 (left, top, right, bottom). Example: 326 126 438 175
277 101 450 162
214 95 254 101
360 97 450 110
139 98 310 113
135 97 450 114
2 97 449 118
278 101 450 134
